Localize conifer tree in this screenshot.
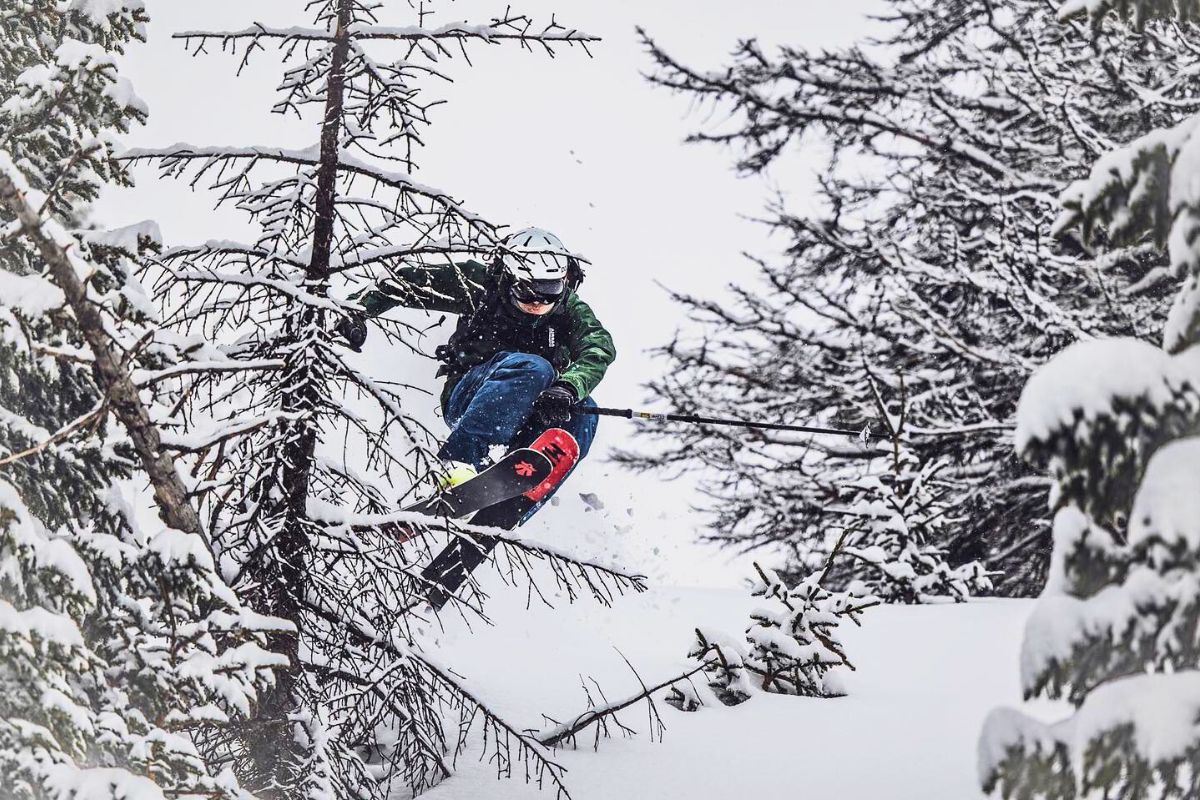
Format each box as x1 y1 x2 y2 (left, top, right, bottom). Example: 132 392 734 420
980 2 1200 797
0 3 283 797
668 562 875 711
805 373 991 602
626 0 1200 596
126 2 643 796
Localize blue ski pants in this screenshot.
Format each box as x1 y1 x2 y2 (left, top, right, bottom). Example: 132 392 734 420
439 352 598 484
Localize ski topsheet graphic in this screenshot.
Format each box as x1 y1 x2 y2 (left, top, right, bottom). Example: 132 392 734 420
421 427 581 609
404 447 553 519
380 447 553 548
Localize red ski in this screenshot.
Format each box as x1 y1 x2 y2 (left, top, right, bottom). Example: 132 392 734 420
420 428 580 609
404 448 553 519
381 446 553 547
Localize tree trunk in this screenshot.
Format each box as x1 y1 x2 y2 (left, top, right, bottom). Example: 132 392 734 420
245 1 354 793
0 169 208 547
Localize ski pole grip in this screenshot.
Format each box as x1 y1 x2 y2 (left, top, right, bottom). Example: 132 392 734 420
578 406 634 419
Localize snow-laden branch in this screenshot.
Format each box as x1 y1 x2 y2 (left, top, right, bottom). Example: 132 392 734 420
315 506 648 607
1057 0 1200 29
639 29 1023 182
330 241 486 272
133 358 286 388
0 397 108 467
159 264 347 313
174 19 599 47
160 412 287 455
0 151 210 552
160 241 310 269
122 143 496 234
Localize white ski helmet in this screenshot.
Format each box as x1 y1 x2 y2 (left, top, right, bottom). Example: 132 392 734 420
498 227 579 296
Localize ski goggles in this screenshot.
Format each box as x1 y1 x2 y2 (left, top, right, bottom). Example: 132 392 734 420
510 278 566 304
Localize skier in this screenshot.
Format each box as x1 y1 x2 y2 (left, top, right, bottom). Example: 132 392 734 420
338 227 615 511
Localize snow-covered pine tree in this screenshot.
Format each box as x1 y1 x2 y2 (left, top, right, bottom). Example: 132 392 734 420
623 0 1200 596
811 372 991 602
827 441 993 603
980 2 1200 797
668 562 874 711
0 3 283 797
126 3 643 797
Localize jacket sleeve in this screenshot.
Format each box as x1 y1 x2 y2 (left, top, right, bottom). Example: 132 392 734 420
558 294 616 400
354 260 489 317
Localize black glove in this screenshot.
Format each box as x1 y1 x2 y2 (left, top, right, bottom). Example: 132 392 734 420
532 382 577 427
335 312 368 352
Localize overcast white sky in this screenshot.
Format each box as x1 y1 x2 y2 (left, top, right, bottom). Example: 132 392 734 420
103 0 881 585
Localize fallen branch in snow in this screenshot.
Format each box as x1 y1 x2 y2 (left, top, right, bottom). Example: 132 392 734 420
536 653 710 749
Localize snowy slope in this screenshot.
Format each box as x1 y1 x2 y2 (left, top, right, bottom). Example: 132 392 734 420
420 567 1046 800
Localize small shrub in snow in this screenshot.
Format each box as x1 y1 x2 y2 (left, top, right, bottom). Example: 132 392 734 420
669 564 875 710
685 629 755 708
829 440 992 604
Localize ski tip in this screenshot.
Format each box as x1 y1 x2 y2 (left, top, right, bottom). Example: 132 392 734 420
531 427 581 461
523 428 581 503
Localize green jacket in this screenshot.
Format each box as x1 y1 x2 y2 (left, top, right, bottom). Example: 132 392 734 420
357 260 616 408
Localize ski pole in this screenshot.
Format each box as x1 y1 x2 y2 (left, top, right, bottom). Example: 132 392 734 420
577 405 878 442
